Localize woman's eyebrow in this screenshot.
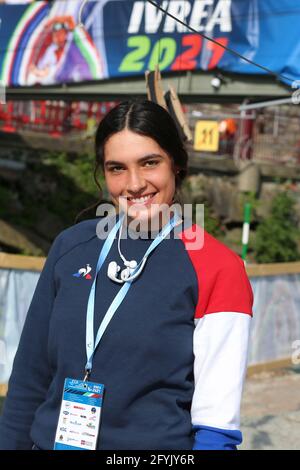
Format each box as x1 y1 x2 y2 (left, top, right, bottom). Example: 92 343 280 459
138 153 164 162
104 154 164 166
104 160 124 167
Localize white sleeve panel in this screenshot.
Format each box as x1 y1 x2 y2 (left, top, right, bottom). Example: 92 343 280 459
191 312 251 431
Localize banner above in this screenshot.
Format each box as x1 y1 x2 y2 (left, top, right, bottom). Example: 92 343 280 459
0 0 298 87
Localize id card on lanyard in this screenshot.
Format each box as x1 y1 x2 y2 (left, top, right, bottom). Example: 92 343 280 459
54 378 104 450
53 212 181 450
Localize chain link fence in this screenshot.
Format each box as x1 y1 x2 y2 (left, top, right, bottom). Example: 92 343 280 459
186 103 300 166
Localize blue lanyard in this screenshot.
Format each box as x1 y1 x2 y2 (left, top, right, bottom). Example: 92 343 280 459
84 212 181 379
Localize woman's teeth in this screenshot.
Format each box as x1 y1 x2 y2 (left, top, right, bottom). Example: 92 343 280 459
129 194 155 203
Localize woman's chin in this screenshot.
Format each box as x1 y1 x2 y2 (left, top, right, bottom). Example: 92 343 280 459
117 199 174 227
127 205 152 222
129 205 175 233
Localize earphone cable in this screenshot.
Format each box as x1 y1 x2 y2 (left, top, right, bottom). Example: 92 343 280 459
117 215 129 266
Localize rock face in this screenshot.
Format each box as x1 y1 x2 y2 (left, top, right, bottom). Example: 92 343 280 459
181 173 300 262
237 160 261 194
183 174 300 225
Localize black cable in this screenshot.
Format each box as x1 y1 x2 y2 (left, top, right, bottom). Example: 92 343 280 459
146 0 296 87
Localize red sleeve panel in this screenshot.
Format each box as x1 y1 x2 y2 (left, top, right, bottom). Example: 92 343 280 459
178 224 253 319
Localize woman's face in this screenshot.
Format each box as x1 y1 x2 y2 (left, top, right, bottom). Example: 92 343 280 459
103 129 176 222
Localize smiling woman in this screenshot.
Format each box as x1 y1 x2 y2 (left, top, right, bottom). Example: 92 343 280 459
0 100 253 451
99 105 186 225
95 100 188 218
103 130 176 222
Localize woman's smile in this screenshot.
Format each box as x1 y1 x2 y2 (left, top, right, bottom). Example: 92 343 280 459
122 192 158 205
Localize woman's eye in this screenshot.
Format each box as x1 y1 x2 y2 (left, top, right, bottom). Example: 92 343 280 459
144 160 158 167
109 166 124 173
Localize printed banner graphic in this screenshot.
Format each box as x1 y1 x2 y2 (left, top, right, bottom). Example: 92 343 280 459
0 0 298 86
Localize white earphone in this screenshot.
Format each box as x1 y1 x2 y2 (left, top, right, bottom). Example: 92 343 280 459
107 219 147 283
107 210 182 283
107 258 147 283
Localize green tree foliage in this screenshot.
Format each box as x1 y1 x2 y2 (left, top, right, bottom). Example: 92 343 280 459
203 204 224 239
0 151 106 254
39 151 105 223
1 151 105 229
254 192 300 263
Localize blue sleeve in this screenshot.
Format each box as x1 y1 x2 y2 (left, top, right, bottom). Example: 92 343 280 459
192 424 243 450
0 234 62 449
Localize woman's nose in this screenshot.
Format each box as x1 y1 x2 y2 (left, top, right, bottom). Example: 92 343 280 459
126 169 147 194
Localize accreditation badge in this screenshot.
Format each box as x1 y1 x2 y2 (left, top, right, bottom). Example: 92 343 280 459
54 378 104 450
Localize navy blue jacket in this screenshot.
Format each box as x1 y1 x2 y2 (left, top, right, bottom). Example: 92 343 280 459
0 217 253 450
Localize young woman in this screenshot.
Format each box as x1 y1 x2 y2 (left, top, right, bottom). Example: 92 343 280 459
0 100 253 450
